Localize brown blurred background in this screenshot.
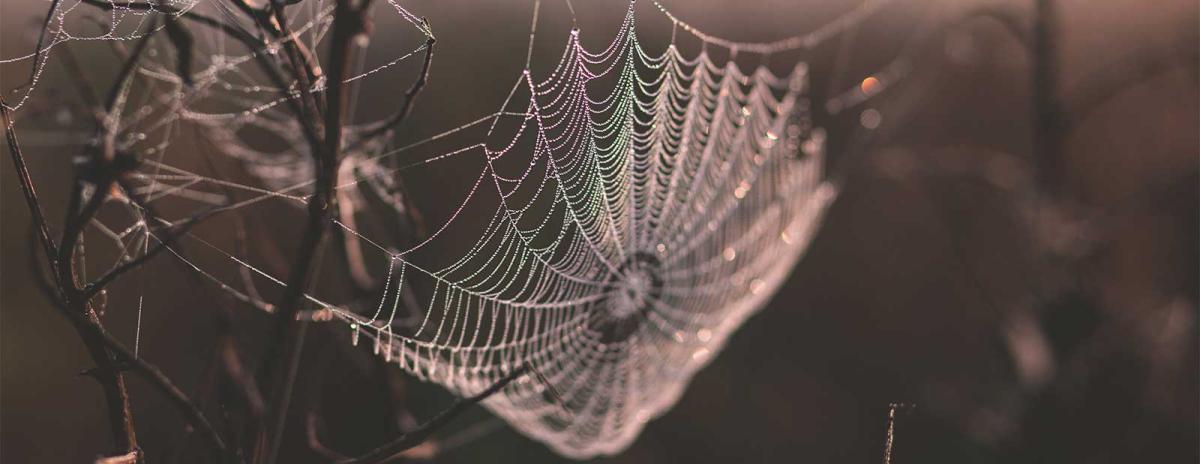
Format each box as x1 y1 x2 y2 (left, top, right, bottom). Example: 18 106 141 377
2 0 1197 462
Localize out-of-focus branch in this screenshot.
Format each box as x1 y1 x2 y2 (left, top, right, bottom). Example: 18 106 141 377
306 412 349 461
1063 49 1198 132
1031 0 1063 195
50 29 156 458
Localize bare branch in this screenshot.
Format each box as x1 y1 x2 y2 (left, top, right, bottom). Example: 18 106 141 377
2 100 59 278
44 293 231 459
341 365 530 464
360 28 436 141
259 1 367 462
80 205 220 300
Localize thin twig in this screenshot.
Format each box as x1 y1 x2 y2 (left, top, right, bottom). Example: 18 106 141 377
1 101 59 278
341 365 531 464
81 205 221 299
360 29 435 141
164 16 196 86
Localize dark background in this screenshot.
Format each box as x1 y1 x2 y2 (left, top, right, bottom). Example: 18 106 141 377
2 0 1197 462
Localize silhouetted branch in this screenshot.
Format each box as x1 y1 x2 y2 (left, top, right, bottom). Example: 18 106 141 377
1031 0 1063 195
360 26 436 141
42 290 231 459
48 29 155 457
341 365 531 464
81 205 221 300
4 18 235 460
2 101 59 279
258 1 370 462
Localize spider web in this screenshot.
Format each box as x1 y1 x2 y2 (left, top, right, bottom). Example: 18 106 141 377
3 0 907 458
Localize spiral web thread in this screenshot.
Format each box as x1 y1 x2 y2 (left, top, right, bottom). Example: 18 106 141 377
2 0 899 458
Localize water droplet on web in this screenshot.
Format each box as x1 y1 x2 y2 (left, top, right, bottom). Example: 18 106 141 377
749 279 765 294
734 181 750 199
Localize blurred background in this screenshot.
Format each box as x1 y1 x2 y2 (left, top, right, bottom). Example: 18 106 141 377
2 0 1197 462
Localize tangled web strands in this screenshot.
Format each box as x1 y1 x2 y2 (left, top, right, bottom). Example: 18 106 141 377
1 0 892 458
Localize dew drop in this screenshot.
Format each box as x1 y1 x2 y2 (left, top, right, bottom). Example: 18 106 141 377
749 279 765 294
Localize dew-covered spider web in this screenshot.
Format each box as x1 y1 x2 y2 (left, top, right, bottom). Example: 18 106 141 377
3 0 911 458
